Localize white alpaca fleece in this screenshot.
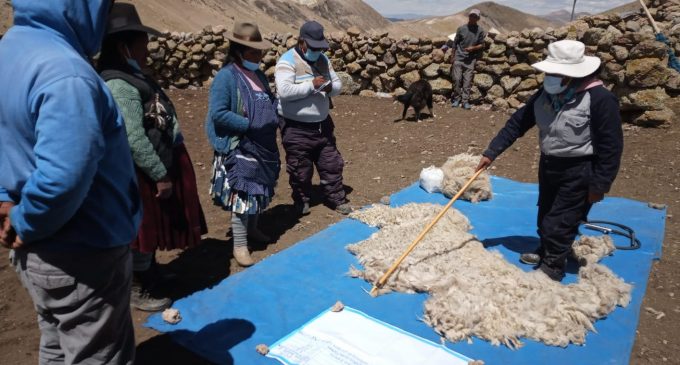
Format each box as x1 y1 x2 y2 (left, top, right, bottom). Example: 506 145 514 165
572 235 616 265
347 204 631 348
440 154 492 203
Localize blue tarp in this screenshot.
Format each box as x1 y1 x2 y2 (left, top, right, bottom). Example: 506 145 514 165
146 176 666 365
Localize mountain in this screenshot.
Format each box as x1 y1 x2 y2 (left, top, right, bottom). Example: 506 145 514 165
0 0 646 39
541 9 591 25
602 1 641 15
123 0 391 33
393 2 556 37
0 0 390 35
384 13 431 22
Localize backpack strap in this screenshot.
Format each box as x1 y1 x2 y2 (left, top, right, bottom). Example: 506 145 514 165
100 69 155 103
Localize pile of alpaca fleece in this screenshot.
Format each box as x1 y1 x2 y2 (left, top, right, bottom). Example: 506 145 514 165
347 204 631 349
440 154 492 203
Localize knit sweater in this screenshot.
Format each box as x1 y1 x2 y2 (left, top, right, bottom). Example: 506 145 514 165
106 79 181 182
206 63 272 154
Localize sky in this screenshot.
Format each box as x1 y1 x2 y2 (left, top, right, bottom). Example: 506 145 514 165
363 0 635 16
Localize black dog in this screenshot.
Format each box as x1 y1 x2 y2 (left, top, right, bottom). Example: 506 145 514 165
394 80 434 122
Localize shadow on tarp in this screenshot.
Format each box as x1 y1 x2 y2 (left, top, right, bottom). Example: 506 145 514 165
482 236 580 275
136 318 255 365
145 176 666 365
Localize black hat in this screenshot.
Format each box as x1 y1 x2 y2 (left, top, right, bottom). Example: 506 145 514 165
299 21 329 49
106 3 160 36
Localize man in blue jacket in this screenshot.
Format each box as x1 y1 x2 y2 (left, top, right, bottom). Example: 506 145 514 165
0 1 141 363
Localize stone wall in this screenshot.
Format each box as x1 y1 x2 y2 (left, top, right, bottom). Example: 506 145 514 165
5 1 676 126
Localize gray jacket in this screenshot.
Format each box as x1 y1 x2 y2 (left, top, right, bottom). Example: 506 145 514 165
483 86 624 194
534 91 593 157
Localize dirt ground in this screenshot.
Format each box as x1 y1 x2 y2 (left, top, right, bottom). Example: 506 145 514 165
1 90 678 364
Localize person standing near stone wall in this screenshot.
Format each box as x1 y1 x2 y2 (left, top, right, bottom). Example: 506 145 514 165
444 9 486 110
0 0 141 363
275 21 352 216
476 40 624 282
207 22 280 267
99 3 208 311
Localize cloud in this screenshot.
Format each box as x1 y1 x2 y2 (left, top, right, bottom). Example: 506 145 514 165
364 0 635 16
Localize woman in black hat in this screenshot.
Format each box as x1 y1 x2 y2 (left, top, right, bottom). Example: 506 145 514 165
206 22 280 267
98 3 207 311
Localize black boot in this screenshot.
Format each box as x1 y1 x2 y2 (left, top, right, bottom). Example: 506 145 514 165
130 270 172 312
537 262 566 282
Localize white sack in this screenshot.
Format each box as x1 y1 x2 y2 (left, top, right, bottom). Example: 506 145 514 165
420 166 444 193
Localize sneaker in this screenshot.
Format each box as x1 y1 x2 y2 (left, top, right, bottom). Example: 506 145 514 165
130 281 172 312
519 252 541 265
295 201 310 216
451 100 460 108
335 203 354 215
537 263 565 282
463 102 472 110
233 246 254 267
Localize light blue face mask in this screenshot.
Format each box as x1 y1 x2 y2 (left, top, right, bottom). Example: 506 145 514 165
124 45 142 72
543 75 568 94
239 52 261 71
126 58 142 72
241 59 261 71
304 49 322 62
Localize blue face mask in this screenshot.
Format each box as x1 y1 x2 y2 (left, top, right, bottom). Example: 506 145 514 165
126 58 142 72
124 46 142 72
304 49 322 62
241 59 261 71
543 75 568 94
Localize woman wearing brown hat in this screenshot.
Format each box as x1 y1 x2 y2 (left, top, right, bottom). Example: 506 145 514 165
98 3 207 311
206 22 280 267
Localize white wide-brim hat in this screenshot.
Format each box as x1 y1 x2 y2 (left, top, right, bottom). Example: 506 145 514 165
532 40 601 78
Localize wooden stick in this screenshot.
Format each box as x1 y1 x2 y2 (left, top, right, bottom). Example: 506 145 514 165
639 0 661 34
369 168 487 296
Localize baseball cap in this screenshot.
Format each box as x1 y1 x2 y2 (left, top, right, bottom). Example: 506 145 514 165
299 21 330 49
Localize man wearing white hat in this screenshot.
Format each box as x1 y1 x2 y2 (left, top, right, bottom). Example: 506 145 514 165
447 8 486 109
476 40 624 281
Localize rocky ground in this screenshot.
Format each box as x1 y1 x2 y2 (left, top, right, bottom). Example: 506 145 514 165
0 91 678 364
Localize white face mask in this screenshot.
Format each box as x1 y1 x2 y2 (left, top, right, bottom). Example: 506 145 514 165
543 75 568 94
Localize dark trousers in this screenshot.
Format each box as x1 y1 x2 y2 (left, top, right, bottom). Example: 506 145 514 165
537 156 593 270
280 116 346 207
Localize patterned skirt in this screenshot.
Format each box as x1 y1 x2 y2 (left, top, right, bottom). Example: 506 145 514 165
209 152 273 215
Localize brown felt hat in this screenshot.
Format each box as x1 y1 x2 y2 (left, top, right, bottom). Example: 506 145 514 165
106 3 160 36
226 22 273 50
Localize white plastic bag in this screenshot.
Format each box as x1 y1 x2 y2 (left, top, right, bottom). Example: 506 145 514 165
419 166 444 193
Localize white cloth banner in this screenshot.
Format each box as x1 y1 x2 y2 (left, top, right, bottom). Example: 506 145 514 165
267 307 472 365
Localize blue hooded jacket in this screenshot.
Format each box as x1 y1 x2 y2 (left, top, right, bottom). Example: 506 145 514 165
0 0 142 250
